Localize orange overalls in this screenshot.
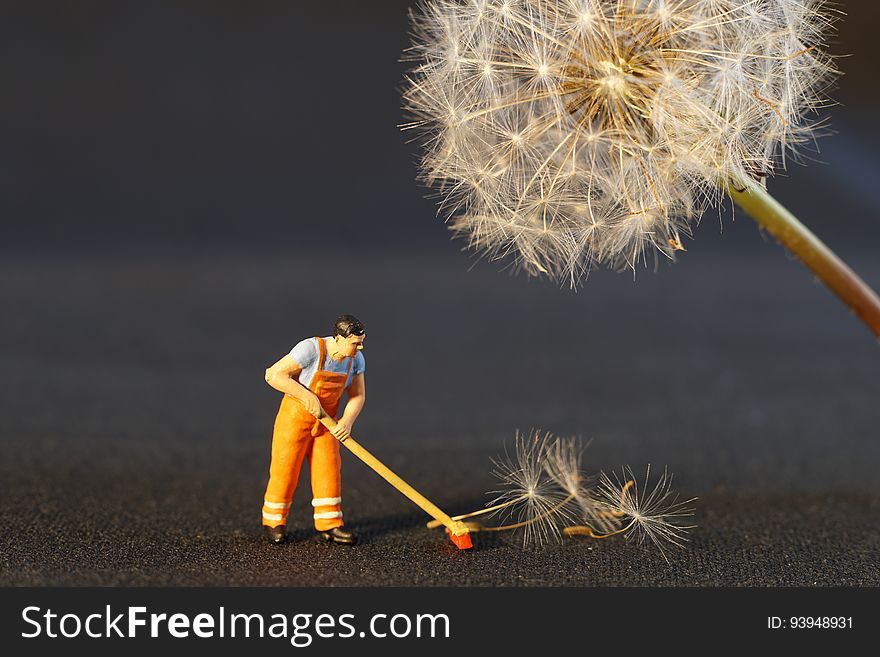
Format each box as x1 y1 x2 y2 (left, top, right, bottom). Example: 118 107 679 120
262 337 351 531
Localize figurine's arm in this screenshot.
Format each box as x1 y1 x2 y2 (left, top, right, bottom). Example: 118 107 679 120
332 373 365 439
264 354 321 416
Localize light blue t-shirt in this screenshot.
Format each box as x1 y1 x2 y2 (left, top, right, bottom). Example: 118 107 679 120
289 337 365 391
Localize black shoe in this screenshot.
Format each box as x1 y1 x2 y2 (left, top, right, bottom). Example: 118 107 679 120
318 526 358 545
263 524 287 544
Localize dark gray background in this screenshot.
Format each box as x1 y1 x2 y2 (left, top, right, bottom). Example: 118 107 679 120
1 1 878 586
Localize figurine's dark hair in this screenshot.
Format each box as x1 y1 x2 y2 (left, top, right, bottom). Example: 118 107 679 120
333 315 365 338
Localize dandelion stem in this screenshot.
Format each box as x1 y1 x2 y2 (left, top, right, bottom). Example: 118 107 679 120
472 493 576 533
424 494 528 529
727 177 880 338
562 517 637 540
427 493 577 534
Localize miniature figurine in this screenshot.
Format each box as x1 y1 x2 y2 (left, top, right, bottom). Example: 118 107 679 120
261 315 366 545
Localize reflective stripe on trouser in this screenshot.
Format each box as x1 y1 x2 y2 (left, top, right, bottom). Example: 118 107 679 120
312 496 343 526
262 395 343 531
261 500 291 525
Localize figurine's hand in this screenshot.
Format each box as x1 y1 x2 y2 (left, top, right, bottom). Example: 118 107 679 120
301 391 322 417
330 420 351 440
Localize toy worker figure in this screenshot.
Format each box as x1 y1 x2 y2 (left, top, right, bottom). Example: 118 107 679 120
261 315 366 545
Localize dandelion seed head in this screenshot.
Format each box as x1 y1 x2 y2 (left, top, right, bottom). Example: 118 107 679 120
403 0 837 280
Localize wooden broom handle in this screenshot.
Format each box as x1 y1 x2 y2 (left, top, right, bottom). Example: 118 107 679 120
316 409 469 537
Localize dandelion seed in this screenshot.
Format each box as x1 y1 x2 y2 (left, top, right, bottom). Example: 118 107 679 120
486 430 581 546
542 435 615 533
594 464 697 562
403 1 880 336
428 431 696 558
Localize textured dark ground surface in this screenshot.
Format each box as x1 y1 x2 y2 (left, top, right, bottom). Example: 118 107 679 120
0 1 878 587
1 241 878 586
